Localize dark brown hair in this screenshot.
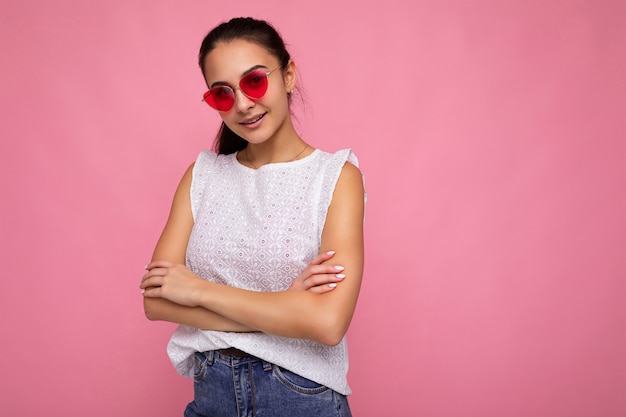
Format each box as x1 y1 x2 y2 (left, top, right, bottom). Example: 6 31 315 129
198 17 292 154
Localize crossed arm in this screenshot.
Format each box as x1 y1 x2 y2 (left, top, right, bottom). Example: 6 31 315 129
141 161 365 346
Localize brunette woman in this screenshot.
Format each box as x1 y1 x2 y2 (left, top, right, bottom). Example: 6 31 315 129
141 17 365 417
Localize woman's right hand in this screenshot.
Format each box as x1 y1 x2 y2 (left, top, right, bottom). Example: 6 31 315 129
288 251 346 294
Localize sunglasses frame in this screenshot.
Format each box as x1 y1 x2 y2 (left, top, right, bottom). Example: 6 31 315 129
202 65 283 111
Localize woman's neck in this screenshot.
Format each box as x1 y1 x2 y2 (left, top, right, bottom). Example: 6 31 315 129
243 135 310 168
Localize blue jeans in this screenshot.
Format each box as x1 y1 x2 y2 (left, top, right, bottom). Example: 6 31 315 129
184 350 352 417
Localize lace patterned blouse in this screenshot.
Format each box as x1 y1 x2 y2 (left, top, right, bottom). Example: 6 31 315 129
166 148 362 395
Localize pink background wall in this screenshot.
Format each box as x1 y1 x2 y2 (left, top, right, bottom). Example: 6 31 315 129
1 1 624 416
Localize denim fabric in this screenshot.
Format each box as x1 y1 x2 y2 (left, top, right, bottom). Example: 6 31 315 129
184 350 352 417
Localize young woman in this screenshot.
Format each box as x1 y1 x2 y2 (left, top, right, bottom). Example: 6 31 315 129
140 17 365 417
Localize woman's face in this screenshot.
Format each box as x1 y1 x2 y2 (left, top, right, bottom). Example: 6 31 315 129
202 40 296 145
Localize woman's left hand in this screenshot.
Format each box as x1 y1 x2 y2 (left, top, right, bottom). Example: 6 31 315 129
140 261 208 307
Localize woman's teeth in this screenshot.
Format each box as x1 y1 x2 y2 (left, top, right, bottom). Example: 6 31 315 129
242 114 265 125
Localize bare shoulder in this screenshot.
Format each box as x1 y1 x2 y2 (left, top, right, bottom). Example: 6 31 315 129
171 161 196 221
180 162 196 186
168 162 195 213
323 161 365 244
333 161 365 203
151 162 196 263
340 160 363 179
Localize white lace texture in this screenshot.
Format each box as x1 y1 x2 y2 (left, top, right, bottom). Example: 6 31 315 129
166 148 361 395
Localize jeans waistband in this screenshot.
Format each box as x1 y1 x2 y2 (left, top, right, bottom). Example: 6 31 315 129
202 349 272 370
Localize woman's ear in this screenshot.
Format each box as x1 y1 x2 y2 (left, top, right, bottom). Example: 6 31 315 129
283 60 297 93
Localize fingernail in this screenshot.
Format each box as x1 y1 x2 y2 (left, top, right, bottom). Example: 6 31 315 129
336 274 346 279
144 264 148 270
328 283 337 288
326 251 336 255
334 265 344 271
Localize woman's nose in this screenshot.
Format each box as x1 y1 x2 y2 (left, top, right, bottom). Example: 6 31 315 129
234 88 255 112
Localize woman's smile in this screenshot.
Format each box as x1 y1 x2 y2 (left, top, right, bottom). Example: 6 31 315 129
239 112 267 127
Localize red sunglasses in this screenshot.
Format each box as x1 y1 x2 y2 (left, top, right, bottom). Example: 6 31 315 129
202 66 283 111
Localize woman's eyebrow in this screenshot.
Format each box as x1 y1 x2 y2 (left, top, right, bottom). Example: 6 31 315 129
209 65 268 88
242 64 267 76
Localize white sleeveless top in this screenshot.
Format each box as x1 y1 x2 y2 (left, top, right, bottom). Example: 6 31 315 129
166 148 362 395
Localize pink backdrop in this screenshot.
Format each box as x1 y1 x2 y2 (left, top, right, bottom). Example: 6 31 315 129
1 1 624 416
